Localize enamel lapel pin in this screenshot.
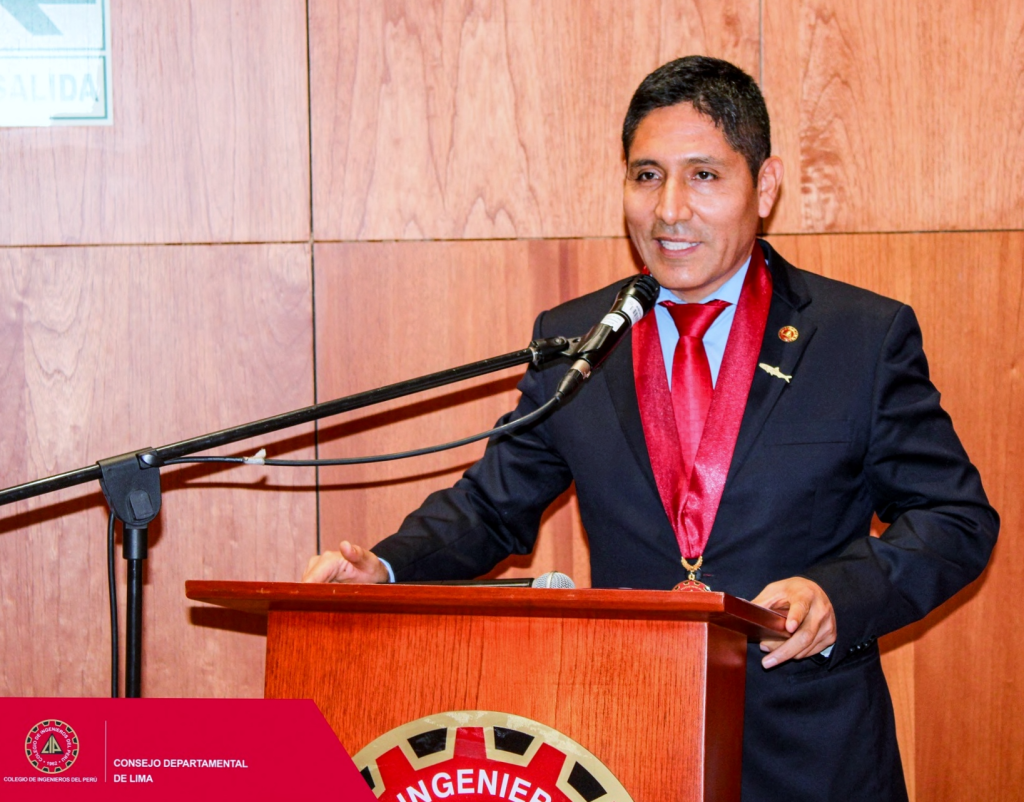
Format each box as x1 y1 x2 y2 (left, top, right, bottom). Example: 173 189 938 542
758 363 792 384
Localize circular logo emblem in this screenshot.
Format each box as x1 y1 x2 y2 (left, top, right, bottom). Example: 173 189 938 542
354 711 633 801
778 325 799 343
25 720 79 774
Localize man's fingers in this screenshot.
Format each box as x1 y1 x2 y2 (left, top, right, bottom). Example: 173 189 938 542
786 598 810 634
763 607 835 666
751 581 799 617
753 577 836 669
763 625 819 666
301 551 342 583
309 556 355 583
342 540 389 582
339 540 366 565
300 540 388 584
749 582 786 610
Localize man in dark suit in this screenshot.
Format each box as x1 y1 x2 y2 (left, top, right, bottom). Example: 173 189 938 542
304 57 997 801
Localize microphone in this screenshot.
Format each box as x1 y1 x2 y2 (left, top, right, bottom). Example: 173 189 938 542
531 571 575 589
555 274 660 401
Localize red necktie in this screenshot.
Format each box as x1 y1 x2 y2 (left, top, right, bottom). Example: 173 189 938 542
662 300 731 481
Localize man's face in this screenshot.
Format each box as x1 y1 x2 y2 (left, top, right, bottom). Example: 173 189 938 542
623 102 782 302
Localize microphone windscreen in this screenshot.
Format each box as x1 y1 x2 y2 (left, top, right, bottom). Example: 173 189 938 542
531 571 575 589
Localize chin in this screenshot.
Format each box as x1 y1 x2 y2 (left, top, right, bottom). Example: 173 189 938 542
650 267 705 291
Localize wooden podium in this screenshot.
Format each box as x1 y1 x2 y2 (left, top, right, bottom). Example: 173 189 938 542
186 581 785 801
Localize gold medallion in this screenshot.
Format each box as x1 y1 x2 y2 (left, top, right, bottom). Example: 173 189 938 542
673 555 711 592
778 325 799 343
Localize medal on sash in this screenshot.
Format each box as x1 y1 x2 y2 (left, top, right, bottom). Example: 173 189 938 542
675 555 708 592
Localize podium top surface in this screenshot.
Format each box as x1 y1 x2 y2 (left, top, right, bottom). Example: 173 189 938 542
186 581 787 641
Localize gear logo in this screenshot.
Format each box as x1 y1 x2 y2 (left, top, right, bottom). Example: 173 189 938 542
354 711 633 802
25 719 79 774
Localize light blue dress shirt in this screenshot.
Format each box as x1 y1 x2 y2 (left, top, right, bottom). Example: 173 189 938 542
655 256 750 388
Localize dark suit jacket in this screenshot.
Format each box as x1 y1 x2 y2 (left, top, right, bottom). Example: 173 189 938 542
374 240 998 801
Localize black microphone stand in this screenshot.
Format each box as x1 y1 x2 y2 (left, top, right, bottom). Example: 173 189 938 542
0 336 572 698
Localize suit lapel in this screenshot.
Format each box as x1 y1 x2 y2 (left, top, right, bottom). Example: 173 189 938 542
601 330 662 500
726 243 816 483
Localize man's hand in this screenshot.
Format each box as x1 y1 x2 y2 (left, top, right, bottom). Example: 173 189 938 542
302 540 389 584
751 577 836 669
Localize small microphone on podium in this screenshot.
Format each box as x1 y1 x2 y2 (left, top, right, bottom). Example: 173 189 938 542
531 571 575 589
555 274 660 402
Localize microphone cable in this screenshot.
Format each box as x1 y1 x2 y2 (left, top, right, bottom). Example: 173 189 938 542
159 396 560 469
155 277 658 471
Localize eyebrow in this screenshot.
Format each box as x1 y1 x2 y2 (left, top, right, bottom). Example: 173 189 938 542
627 155 728 170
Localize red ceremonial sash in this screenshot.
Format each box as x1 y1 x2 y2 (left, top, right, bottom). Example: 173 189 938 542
633 245 773 559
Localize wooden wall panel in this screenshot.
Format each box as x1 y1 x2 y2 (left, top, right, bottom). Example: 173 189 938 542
763 1 1024 234
308 0 759 241
0 0 310 246
0 245 316 697
1 1 1019 795
880 635 916 799
314 238 640 585
768 232 1024 801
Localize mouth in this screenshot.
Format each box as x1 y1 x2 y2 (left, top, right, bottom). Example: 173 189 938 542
656 239 699 253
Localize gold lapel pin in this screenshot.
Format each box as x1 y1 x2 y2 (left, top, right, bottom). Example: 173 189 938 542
778 325 799 342
759 363 792 383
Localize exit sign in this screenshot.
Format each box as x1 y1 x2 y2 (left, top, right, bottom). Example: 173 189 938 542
0 0 112 126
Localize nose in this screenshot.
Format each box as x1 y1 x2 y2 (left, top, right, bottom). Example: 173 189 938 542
655 175 693 226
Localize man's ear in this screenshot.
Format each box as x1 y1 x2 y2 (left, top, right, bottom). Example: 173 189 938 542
757 156 784 219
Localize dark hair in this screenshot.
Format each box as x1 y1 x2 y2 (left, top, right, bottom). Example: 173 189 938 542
622 56 771 183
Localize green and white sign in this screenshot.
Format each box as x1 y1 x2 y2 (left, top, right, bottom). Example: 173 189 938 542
0 0 112 126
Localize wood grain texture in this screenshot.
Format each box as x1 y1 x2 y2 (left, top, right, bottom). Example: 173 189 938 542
314 238 640 586
767 231 1024 801
880 632 916 800
0 244 316 697
265 608 742 801
0 0 310 246
309 0 759 241
763 1 1024 234
702 625 746 802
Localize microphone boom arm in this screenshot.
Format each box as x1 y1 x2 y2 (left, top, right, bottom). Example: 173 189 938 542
0 336 575 507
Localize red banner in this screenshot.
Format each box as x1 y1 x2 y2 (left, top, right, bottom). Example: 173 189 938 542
0 698 374 801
